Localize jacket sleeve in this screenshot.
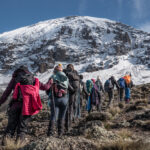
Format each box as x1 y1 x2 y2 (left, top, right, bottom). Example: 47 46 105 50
83 82 89 96
68 82 75 93
68 71 80 81
13 83 20 100
0 78 16 105
39 79 52 91
100 81 104 92
114 79 120 89
130 80 134 88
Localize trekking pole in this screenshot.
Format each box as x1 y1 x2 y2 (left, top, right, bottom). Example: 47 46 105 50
51 85 56 121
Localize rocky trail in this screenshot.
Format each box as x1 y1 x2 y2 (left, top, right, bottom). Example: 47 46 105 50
0 84 150 150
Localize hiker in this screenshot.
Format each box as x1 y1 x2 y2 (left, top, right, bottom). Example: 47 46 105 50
123 73 133 103
47 64 72 136
91 79 101 112
95 76 104 93
78 75 89 115
104 76 120 107
95 76 104 105
75 74 89 119
0 66 52 145
64 64 80 130
86 79 93 113
117 77 126 101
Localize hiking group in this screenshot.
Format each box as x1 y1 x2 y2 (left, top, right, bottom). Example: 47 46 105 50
0 64 133 145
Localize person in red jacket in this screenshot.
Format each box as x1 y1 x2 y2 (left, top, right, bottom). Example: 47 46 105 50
0 66 52 145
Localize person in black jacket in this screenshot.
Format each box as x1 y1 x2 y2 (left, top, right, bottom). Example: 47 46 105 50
76 75 89 118
64 64 80 131
104 76 120 107
95 76 104 93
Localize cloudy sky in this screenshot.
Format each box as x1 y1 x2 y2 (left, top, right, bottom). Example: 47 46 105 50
0 0 150 33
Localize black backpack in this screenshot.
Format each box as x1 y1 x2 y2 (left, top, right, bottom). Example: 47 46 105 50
15 71 34 85
104 79 113 92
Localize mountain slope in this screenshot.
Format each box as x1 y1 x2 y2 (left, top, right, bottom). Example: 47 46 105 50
0 16 150 87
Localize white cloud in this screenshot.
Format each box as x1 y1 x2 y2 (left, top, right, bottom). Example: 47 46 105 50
117 0 123 21
139 22 150 33
78 0 87 15
132 0 147 19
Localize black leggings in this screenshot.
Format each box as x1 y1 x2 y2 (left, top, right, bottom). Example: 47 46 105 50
5 104 31 137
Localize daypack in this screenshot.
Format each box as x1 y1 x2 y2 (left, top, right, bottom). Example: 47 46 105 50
124 75 131 85
66 71 80 90
52 72 69 98
91 84 99 105
118 78 125 88
86 80 93 93
95 80 101 91
104 79 113 92
15 71 34 85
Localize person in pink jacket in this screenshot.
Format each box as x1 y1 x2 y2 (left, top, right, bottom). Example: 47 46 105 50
1 66 52 145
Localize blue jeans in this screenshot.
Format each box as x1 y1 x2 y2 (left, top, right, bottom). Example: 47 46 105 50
50 95 68 121
125 87 130 100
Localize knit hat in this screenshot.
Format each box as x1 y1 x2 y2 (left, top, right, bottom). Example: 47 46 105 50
91 78 96 83
55 64 63 72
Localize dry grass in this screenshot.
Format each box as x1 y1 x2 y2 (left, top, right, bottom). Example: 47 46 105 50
109 107 121 117
135 99 148 106
118 103 124 109
104 122 112 130
117 129 132 139
98 140 150 150
1 137 27 150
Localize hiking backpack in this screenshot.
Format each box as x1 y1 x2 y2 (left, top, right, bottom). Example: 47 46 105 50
91 84 99 105
118 78 125 88
86 80 93 94
15 71 34 85
95 80 101 91
104 79 113 92
52 72 68 98
124 75 131 85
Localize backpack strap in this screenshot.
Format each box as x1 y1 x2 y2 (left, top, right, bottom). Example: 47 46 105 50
13 83 21 100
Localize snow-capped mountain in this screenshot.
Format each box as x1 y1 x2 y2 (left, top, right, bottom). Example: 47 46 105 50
0 16 150 88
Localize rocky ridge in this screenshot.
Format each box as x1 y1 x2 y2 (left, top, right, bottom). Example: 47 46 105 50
0 16 150 75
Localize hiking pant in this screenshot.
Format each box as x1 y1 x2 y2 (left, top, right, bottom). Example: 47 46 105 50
75 89 81 118
107 89 114 105
4 103 31 139
65 91 77 131
119 88 125 101
96 96 101 112
49 95 68 135
125 87 130 101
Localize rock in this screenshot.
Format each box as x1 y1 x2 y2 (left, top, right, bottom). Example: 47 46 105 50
53 47 68 61
84 125 120 141
85 64 100 72
38 63 48 73
86 112 112 122
20 137 98 150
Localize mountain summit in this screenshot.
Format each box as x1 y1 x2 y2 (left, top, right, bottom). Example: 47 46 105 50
0 16 150 85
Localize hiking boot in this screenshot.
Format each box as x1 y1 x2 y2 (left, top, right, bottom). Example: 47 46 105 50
58 119 64 137
47 121 55 137
125 99 130 104
16 133 26 143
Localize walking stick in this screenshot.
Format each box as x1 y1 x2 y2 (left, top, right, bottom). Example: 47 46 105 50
51 84 56 121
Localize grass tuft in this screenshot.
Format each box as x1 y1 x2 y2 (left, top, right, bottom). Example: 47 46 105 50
2 137 27 150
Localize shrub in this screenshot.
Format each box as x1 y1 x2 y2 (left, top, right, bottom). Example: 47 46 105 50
99 140 150 150
117 129 132 139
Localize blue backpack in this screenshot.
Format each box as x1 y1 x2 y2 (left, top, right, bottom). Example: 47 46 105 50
118 78 125 88
104 79 113 92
